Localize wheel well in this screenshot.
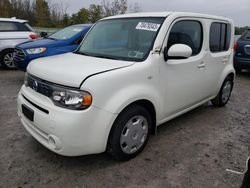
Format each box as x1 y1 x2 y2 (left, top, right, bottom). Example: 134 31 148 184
123 100 157 135
227 72 235 81
0 48 14 53
0 48 14 57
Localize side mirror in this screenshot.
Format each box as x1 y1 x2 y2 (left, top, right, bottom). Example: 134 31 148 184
164 44 192 61
40 32 48 38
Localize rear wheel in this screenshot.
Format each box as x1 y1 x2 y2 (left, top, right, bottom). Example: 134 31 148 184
107 105 152 161
211 76 233 107
0 49 16 69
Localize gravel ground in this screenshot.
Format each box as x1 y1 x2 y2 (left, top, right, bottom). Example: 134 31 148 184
0 69 249 188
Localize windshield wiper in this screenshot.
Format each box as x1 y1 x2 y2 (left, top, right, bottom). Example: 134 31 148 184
91 54 120 60
75 52 121 60
46 37 57 40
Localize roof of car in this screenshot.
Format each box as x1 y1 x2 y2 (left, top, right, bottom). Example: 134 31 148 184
101 12 232 22
72 24 93 27
0 17 28 23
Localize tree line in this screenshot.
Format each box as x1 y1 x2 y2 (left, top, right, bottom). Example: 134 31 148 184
0 0 248 33
0 0 140 28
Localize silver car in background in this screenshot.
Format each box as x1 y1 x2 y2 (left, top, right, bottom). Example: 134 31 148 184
0 17 37 69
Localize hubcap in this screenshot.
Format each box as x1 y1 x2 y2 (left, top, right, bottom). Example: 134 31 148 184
222 81 232 103
3 52 15 68
120 115 148 154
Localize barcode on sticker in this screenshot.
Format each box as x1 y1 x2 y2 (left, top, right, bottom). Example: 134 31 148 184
136 22 161 32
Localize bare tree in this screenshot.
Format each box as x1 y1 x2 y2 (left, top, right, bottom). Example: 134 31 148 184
49 0 69 22
129 2 142 13
102 0 127 17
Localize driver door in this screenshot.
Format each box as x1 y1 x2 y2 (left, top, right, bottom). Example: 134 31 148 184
159 19 208 118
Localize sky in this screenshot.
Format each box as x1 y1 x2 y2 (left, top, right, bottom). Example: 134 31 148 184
55 0 250 26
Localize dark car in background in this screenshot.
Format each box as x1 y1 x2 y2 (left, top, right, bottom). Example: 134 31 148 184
14 24 92 71
234 29 250 73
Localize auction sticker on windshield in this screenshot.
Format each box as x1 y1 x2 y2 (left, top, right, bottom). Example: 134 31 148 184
136 22 161 32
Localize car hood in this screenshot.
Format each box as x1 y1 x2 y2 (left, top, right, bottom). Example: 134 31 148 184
27 53 135 88
18 38 67 49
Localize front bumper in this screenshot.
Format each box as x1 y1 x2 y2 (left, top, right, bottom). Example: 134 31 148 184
14 58 32 71
17 85 117 156
234 56 250 70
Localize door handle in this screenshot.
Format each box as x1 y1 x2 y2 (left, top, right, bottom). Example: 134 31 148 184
198 62 206 68
222 58 228 63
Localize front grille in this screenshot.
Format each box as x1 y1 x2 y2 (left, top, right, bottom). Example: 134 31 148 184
22 94 49 114
245 45 250 55
13 48 26 61
27 75 52 97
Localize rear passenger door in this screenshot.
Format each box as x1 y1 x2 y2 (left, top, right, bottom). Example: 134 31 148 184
206 22 232 96
159 19 207 118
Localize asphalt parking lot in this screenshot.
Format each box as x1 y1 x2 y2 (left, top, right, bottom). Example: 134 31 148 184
0 69 249 188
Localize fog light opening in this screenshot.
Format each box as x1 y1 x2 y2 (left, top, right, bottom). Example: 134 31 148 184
48 135 61 150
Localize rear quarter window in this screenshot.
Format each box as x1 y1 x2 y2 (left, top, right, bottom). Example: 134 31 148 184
209 22 231 52
240 30 250 40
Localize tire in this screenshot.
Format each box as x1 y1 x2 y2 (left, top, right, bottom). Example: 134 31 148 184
107 105 152 161
0 49 16 69
211 76 233 107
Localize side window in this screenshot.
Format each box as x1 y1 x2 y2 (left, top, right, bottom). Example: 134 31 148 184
209 23 220 52
15 22 29 32
240 30 250 40
0 21 29 32
0 21 17 31
167 20 203 56
209 23 231 53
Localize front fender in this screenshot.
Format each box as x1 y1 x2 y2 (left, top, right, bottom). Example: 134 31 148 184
81 60 161 121
99 84 160 116
46 46 77 56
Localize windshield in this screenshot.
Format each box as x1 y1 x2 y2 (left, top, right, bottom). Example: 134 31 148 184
49 25 85 40
77 17 165 61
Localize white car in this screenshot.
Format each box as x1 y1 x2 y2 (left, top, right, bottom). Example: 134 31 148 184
0 18 37 69
17 12 235 160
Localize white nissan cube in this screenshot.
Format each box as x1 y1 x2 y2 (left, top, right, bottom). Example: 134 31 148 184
17 12 235 160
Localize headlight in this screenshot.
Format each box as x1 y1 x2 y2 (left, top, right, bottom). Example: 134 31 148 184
26 47 46 54
51 85 92 110
24 74 92 110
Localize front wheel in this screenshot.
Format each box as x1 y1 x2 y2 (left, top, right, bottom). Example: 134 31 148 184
107 105 152 161
0 49 16 69
211 76 233 107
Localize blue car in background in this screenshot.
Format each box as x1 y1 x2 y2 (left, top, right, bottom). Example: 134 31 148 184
14 24 92 71
234 28 250 73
